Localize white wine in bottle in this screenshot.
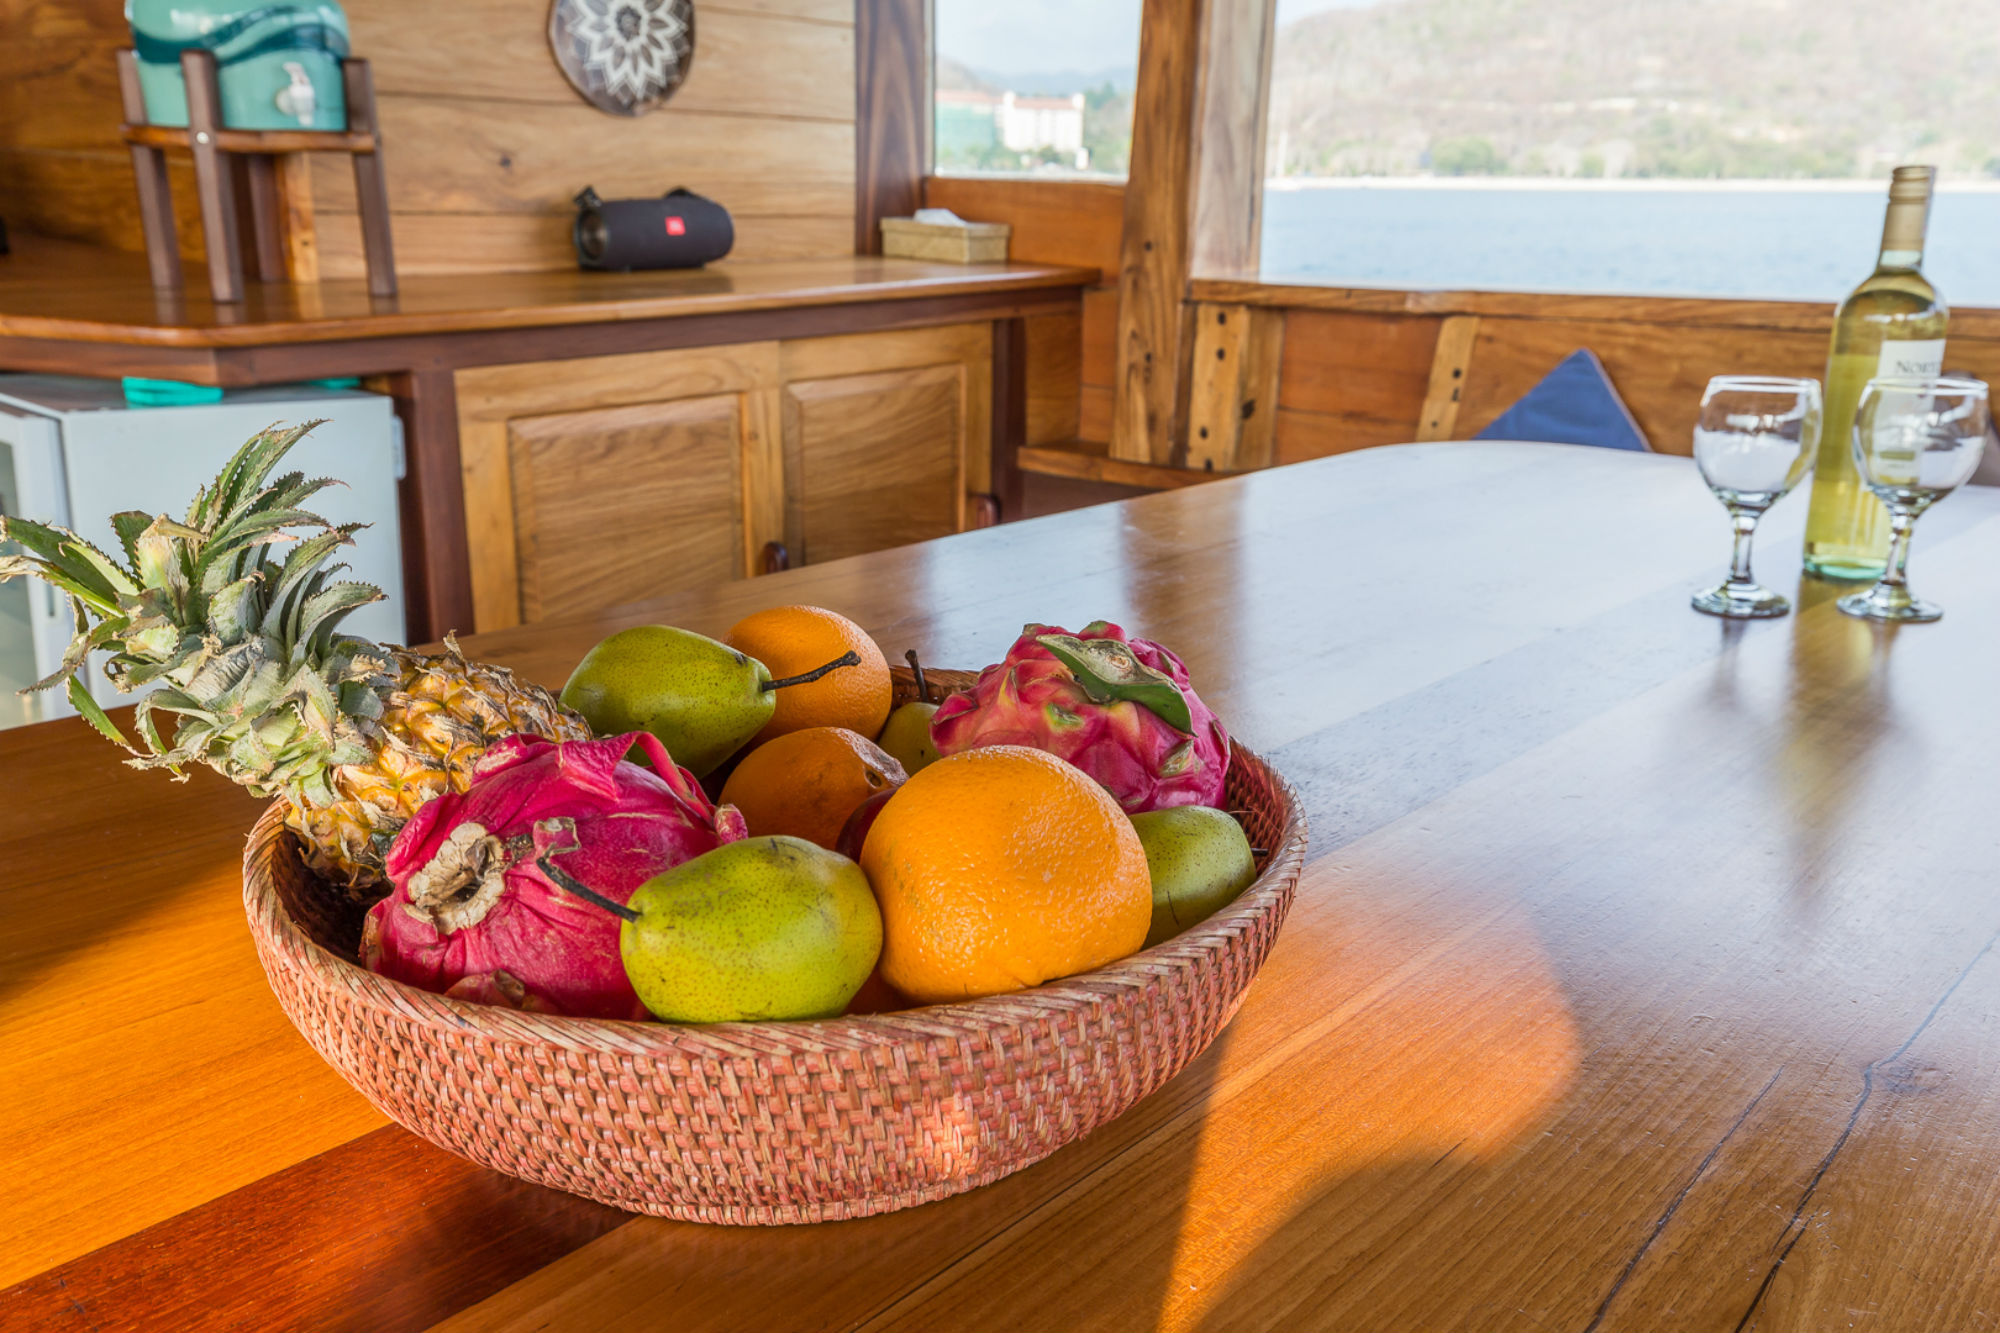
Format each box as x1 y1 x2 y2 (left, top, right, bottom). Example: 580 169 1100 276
1802 165 1948 580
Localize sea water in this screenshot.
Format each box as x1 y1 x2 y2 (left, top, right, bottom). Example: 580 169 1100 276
1260 181 2000 306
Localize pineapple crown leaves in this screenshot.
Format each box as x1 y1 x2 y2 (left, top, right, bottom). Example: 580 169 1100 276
0 420 395 797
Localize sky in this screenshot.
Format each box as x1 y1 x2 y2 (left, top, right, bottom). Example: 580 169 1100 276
935 0 1388 76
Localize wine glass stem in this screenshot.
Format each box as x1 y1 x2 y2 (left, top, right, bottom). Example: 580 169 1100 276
1728 510 1760 586
1880 510 1916 589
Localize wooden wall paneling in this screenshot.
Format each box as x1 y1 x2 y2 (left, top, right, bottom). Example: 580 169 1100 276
1188 0 1275 279
306 103 855 219
0 0 165 256
1110 0 1206 464
0 148 185 260
1415 314 1481 442
1184 302 1284 471
920 178 1126 275
507 397 747 622
0 0 860 272
1271 405 1431 465
347 1 855 122
1451 317 1831 455
312 213 858 278
306 97 855 278
1268 308 1442 462
1023 309 1082 446
0 1 128 153
854 0 925 254
781 365 965 564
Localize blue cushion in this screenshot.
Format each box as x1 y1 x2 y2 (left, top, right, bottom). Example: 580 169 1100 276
1474 348 1650 452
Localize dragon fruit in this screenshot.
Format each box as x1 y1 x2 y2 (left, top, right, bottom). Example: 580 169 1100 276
360 731 746 1019
930 621 1229 813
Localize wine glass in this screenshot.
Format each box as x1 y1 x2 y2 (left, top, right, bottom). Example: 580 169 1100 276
1690 376 1822 618
1837 376 1991 623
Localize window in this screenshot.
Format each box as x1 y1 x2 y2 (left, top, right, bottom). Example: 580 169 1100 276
932 0 1141 178
1260 0 2000 303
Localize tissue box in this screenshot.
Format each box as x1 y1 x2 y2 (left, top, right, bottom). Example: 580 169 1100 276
880 216 1011 264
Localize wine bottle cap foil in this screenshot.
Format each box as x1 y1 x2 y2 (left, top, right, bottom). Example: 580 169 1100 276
1889 165 1937 203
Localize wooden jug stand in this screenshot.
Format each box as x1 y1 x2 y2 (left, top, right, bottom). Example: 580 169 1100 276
117 47 397 302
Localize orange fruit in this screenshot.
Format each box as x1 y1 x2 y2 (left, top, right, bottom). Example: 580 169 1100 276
859 746 1151 1004
726 605 892 746
719 726 908 850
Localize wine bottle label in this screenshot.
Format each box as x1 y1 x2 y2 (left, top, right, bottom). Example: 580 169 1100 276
1877 339 1946 379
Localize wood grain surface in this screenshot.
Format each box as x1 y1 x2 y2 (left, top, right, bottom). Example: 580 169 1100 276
0 0 860 274
0 234 1097 349
5 441 2000 1331
1111 0 1204 465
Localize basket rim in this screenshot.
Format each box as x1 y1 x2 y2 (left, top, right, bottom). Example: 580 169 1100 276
243 740 1309 1057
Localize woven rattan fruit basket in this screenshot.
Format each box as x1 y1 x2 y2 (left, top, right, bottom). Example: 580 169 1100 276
241 668 1309 1224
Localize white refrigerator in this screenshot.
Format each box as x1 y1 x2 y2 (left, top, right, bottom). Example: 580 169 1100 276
0 377 405 728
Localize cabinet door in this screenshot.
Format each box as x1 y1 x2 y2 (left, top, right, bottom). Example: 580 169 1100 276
508 396 745 624
456 345 782 631
779 324 992 567
781 364 965 565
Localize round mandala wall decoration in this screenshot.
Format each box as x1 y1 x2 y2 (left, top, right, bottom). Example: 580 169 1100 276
549 0 695 117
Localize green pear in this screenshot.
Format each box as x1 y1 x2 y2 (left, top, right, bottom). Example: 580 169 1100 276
618 836 882 1023
876 700 939 774
560 625 855 777
1132 806 1257 948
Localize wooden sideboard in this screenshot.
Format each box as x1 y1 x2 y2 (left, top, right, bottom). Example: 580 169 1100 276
455 325 993 631
0 235 1093 639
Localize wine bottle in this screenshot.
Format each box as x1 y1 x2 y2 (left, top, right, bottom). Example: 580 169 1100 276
1802 166 1948 581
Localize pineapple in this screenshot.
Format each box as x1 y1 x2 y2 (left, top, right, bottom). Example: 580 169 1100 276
0 421 588 892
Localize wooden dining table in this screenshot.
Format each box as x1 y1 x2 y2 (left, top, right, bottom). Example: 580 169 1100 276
4 439 1999 1332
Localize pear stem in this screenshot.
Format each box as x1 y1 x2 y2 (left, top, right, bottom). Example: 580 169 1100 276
535 851 640 922
904 648 931 703
760 649 860 692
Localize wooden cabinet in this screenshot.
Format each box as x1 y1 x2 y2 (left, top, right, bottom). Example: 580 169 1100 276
455 325 991 631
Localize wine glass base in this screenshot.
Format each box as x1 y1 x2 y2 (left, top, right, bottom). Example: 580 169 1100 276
1692 583 1789 619
1837 587 1942 622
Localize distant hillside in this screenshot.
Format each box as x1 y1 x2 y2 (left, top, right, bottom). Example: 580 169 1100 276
1268 0 2000 179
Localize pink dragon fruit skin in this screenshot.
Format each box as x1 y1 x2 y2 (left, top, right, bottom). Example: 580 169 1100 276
930 621 1230 813
360 731 747 1020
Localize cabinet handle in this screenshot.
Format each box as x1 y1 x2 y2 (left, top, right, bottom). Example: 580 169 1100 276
760 541 791 574
971 494 1001 529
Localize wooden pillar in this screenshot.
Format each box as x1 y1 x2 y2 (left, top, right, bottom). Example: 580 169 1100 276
1110 0 1204 465
375 370 474 643
1111 0 1276 466
1190 0 1276 279
1184 302 1283 472
854 0 925 255
990 316 1028 519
